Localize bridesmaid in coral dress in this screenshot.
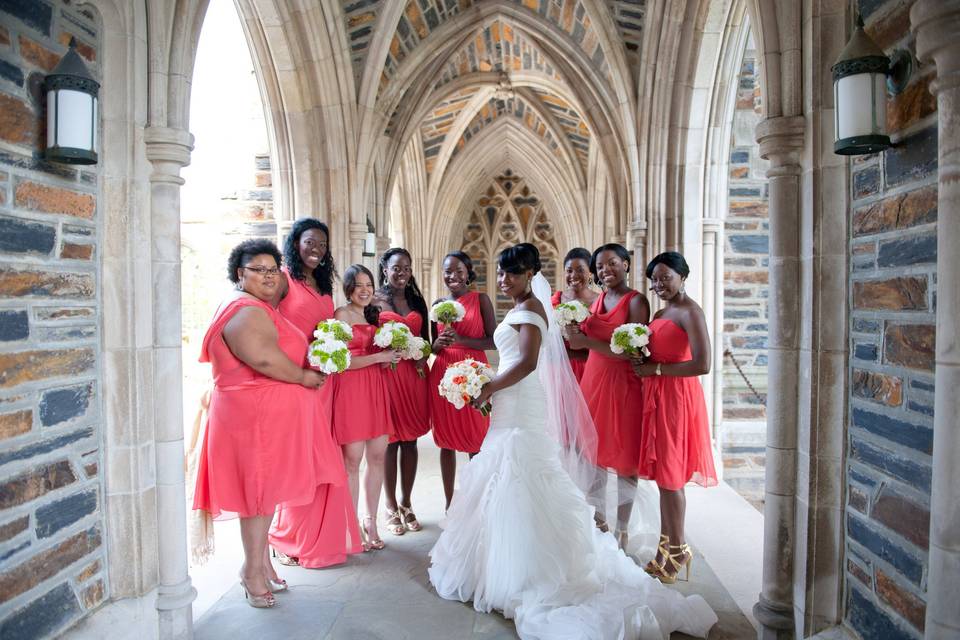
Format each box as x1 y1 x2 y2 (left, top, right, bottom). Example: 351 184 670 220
550 247 599 382
631 252 717 584
374 248 431 536
566 243 650 547
428 251 496 510
193 239 332 608
269 218 363 568
331 265 400 550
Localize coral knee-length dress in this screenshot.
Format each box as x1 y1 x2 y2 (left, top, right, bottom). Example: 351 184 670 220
193 296 342 519
578 290 644 477
429 291 490 453
638 318 718 490
380 310 431 443
330 323 394 445
551 290 587 382
270 272 363 568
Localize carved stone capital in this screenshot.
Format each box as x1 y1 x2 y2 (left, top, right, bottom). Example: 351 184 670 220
144 126 194 185
348 222 368 241
701 217 723 234
911 0 960 94
756 116 804 177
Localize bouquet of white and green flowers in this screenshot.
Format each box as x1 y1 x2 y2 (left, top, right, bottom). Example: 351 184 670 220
430 299 466 325
554 299 590 327
314 319 353 342
438 358 495 416
374 321 413 370
403 336 432 378
307 335 351 374
609 322 652 358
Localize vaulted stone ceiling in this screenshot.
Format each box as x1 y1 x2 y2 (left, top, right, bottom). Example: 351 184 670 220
336 0 648 269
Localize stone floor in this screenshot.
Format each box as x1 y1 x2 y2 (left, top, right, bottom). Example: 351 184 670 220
191 441 758 640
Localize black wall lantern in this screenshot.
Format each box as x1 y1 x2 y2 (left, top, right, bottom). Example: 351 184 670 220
832 15 912 156
362 218 376 257
45 38 99 165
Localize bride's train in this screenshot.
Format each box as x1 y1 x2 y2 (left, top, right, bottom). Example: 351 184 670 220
428 305 716 640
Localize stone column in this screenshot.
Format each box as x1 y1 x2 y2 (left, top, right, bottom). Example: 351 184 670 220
628 221 647 290
420 257 435 303
348 222 368 267
701 217 724 463
143 125 197 640
911 2 960 637
753 115 805 639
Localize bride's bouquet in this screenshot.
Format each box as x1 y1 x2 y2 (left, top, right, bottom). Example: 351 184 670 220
554 299 590 330
610 322 652 358
374 321 413 370
430 299 466 325
438 358 494 416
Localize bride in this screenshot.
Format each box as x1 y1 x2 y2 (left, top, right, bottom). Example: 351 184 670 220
428 243 717 640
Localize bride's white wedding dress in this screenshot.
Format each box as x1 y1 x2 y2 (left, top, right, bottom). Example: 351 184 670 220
428 305 717 640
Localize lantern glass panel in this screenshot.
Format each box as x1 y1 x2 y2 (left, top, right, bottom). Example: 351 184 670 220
835 73 886 140
54 89 95 150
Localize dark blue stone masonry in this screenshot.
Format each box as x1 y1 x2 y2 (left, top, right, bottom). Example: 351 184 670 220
877 233 937 268
847 514 924 586
851 407 933 454
0 582 82 640
846 585 917 640
0 310 29 341
38 383 93 427
885 126 938 188
849 436 931 493
854 343 878 361
34 489 97 538
0 0 53 35
0 216 57 255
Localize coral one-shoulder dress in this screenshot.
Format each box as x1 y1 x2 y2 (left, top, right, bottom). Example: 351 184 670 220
380 310 431 443
638 318 718 490
270 272 362 568
578 290 644 477
330 323 394 444
551 290 588 382
193 296 343 519
429 291 490 453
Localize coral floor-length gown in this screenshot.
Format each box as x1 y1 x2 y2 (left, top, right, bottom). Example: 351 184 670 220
429 291 490 454
193 296 342 520
638 318 718 490
269 271 363 568
330 323 394 445
550 290 587 382
578 290 645 476
380 311 431 443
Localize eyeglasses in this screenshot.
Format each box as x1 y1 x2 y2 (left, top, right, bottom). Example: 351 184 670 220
242 266 281 276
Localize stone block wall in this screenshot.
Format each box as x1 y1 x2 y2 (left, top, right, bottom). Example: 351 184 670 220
721 37 768 509
844 1 938 638
0 1 106 638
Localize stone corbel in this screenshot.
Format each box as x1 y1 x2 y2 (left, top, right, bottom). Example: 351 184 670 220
756 115 804 177
144 126 195 184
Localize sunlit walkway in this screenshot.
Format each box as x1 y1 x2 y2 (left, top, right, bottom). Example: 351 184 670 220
190 441 759 640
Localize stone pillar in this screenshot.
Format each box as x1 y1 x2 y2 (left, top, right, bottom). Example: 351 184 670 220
348 222 368 267
701 217 724 468
143 126 197 640
420 257 435 303
911 2 960 637
753 115 804 639
628 221 647 290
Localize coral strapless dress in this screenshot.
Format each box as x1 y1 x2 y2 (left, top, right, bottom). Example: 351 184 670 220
638 318 718 490
330 323 394 445
429 291 490 453
578 290 645 476
380 310 431 443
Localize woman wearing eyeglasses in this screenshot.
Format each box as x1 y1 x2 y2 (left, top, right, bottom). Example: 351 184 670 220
192 239 347 609
268 218 364 570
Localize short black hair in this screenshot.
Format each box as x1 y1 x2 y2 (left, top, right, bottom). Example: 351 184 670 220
498 242 541 275
343 264 380 325
563 247 592 266
283 217 337 296
589 243 631 284
227 239 282 284
443 251 478 284
378 247 429 340
645 251 690 279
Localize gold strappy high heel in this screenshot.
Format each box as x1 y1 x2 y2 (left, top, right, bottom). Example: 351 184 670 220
644 534 670 575
239 575 276 608
399 505 422 532
656 543 693 584
361 516 385 550
384 508 406 536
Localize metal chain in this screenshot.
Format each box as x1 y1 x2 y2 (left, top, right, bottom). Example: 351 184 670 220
723 348 765 404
